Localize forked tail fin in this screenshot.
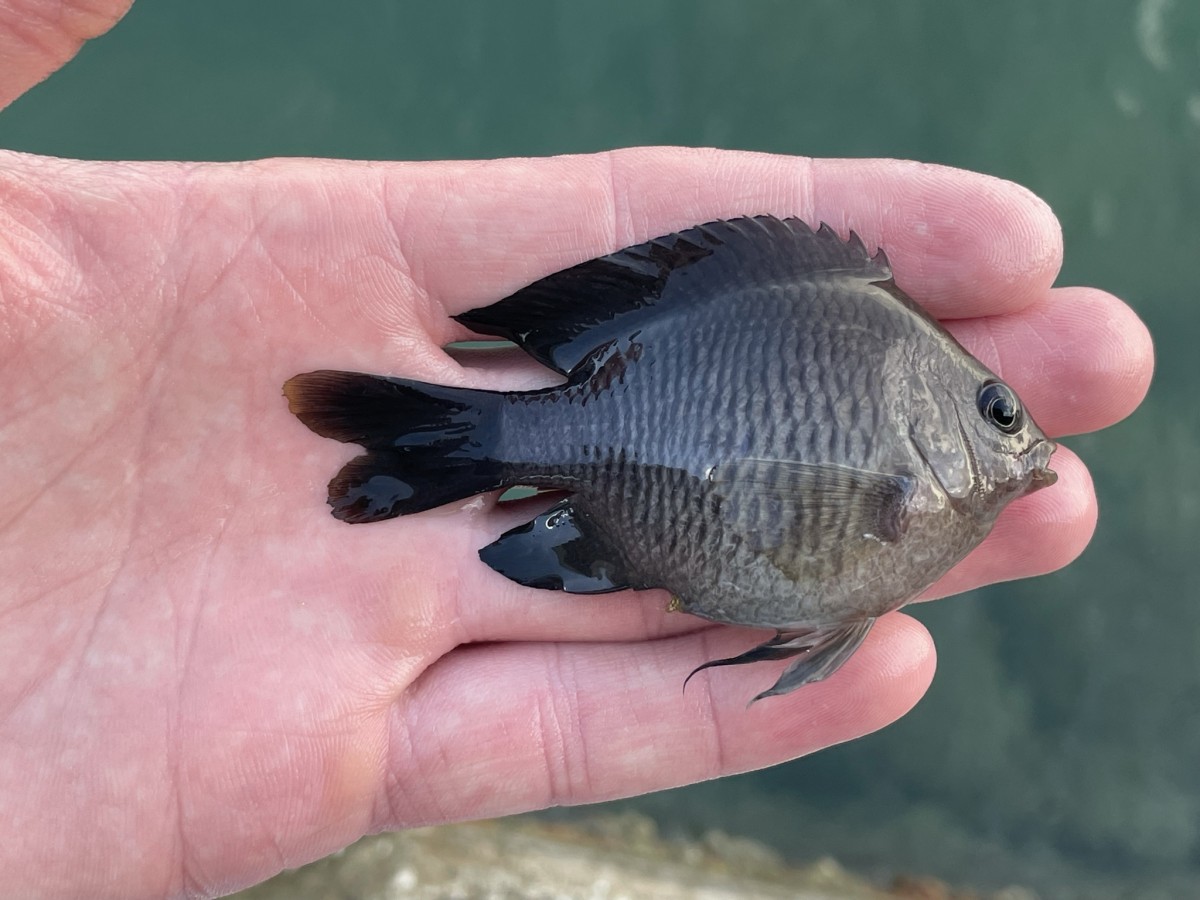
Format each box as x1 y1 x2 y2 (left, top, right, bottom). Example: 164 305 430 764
283 370 505 523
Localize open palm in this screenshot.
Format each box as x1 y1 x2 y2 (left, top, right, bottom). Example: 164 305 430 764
0 6 1153 899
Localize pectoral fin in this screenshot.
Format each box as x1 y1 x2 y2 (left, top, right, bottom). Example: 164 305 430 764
708 459 915 576
685 619 875 703
479 498 633 594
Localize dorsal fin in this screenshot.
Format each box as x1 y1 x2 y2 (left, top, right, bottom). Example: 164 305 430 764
453 216 891 376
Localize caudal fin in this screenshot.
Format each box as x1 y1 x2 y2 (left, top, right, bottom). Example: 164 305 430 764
283 370 504 523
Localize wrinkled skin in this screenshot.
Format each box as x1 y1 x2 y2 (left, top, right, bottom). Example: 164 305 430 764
0 3 1153 898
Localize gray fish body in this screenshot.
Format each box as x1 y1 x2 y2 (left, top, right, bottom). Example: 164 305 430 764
285 217 1057 699
494 281 963 627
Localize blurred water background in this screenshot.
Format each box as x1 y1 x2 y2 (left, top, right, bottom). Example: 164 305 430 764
4 1 1195 896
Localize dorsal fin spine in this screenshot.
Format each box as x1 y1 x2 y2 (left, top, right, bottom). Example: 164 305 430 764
453 216 892 376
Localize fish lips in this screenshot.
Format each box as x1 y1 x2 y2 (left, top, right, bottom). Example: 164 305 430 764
1024 439 1059 493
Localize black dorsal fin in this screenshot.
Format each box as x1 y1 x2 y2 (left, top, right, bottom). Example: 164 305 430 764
453 216 891 376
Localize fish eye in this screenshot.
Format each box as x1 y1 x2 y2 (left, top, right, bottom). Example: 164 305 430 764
977 380 1023 434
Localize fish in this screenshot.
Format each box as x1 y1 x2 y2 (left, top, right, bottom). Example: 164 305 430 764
284 216 1057 701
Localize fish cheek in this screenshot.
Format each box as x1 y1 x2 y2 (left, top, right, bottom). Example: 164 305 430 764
894 375 975 502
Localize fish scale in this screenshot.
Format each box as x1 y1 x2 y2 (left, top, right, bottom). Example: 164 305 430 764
284 215 1057 700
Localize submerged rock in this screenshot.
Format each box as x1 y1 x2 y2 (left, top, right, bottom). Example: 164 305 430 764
231 812 1028 900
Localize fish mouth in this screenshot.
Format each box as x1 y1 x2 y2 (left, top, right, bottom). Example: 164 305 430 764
1029 467 1058 490
1024 439 1058 493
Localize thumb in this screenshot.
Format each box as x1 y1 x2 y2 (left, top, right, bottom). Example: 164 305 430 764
0 0 133 112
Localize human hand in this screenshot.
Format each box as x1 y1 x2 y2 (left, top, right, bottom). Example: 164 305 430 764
0 5 1152 899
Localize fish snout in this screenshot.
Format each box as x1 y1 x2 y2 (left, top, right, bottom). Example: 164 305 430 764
1025 439 1058 493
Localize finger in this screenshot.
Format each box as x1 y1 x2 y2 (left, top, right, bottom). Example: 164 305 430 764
9 150 1065 383
2 150 1064 374
379 148 1061 330
0 0 132 111
945 286 1154 438
377 613 933 828
456 576 710 646
450 447 1094 643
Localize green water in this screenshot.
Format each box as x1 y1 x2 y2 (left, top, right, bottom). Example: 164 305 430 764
5 1 1197 896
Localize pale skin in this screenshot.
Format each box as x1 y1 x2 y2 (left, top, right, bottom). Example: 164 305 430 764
0 3 1154 898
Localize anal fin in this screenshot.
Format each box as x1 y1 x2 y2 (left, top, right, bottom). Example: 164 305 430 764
685 619 875 703
479 499 633 594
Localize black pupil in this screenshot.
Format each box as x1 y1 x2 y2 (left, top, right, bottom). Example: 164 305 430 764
978 382 1022 433
989 396 1016 427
